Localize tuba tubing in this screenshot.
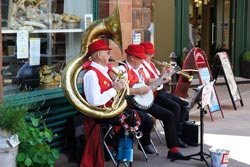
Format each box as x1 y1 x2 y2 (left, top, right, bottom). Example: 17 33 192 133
61 5 128 119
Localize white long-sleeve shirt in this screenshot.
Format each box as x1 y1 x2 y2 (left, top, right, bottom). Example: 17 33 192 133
83 61 116 106
117 61 150 84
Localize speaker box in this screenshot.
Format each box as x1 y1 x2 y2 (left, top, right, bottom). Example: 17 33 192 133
180 121 200 146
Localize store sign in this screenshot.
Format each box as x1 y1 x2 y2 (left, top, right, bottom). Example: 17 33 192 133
132 33 141 44
174 48 224 121
202 80 215 109
29 38 41 66
215 52 243 110
84 14 93 29
198 68 220 112
194 49 221 113
217 52 240 101
17 30 29 59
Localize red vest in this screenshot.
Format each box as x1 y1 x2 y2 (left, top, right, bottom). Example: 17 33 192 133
124 65 148 86
87 66 113 107
142 62 160 97
150 62 160 76
142 62 160 79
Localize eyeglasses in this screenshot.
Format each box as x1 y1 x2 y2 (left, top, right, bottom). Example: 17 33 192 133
101 51 110 55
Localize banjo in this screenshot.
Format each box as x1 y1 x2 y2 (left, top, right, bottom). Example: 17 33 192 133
131 65 192 110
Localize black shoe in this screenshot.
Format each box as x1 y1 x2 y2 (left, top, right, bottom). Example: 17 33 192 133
167 151 190 161
138 144 156 154
177 138 188 148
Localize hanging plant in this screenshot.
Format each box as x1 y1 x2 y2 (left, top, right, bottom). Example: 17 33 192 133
242 51 250 62
240 51 250 79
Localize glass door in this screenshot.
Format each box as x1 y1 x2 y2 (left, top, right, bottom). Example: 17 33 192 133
212 0 231 55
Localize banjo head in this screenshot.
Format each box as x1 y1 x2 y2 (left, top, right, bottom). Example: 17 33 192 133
131 82 154 110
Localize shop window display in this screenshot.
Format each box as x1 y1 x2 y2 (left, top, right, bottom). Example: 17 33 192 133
1 0 93 95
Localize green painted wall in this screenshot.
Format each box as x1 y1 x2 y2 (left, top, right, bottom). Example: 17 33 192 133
174 0 189 65
94 0 98 20
246 0 250 51
234 0 249 76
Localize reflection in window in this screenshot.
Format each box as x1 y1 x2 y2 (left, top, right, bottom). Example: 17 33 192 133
1 0 93 95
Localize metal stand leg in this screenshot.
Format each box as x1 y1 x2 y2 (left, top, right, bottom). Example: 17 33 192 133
150 139 159 156
153 125 164 144
136 138 149 161
186 102 210 167
103 126 118 166
116 162 129 167
103 125 129 167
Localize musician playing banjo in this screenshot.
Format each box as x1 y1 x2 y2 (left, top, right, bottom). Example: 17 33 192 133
117 44 190 161
140 42 190 146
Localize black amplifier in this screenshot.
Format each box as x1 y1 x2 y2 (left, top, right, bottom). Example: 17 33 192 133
180 121 200 146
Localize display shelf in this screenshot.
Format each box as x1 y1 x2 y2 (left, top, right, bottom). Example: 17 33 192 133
1 29 83 34
40 54 65 58
3 55 16 62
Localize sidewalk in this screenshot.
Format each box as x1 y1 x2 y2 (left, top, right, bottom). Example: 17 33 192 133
113 83 250 167
56 81 250 167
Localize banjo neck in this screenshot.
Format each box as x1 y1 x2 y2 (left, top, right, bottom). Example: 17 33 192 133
150 69 177 91
130 65 180 110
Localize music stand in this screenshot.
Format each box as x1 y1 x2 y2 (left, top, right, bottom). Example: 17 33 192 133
186 84 210 167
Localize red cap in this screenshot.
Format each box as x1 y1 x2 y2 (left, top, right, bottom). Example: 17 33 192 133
86 39 112 57
140 42 156 54
125 44 147 59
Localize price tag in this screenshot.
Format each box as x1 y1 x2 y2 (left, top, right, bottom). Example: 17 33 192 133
221 153 229 164
7 134 20 147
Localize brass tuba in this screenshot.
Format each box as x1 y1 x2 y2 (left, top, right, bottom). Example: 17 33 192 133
61 5 128 119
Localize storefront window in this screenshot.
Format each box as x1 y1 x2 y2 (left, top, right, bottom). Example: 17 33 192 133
216 0 231 50
1 0 94 95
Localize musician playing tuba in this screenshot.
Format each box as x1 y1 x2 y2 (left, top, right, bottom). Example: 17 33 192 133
80 39 154 167
117 44 190 160
61 5 154 166
140 42 191 138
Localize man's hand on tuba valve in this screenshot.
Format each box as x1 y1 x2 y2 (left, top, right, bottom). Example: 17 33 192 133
113 79 127 92
109 66 130 110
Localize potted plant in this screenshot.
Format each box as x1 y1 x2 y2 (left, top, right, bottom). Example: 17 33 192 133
0 102 27 135
240 51 250 79
16 115 60 167
0 100 27 167
0 98 59 167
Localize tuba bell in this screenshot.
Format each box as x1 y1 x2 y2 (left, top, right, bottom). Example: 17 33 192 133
61 5 128 119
